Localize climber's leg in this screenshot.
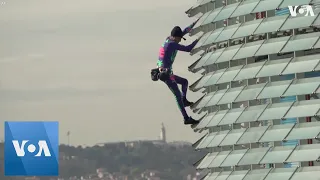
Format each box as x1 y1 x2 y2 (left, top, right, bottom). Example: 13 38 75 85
172 75 193 107
163 76 189 120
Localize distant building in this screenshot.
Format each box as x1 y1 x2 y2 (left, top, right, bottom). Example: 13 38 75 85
96 123 193 148
97 123 191 148
168 141 192 147
159 123 166 142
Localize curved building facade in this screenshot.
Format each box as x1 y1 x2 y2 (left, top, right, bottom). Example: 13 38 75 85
186 0 320 179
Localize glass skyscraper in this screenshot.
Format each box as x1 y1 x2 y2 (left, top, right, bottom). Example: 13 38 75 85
186 0 320 179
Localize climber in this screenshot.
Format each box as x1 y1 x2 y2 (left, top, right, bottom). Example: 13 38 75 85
156 18 202 125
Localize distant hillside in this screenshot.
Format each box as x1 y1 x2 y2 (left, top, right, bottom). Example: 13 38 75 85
0 142 206 180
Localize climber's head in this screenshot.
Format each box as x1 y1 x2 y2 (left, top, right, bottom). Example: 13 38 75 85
170 26 185 43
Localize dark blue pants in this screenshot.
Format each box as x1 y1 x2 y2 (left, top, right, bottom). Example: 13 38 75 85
162 74 189 119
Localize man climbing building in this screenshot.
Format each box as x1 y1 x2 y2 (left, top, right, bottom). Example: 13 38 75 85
156 19 201 125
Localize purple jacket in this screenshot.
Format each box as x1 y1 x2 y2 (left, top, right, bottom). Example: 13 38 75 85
157 21 199 70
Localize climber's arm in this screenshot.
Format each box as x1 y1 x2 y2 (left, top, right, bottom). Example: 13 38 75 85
173 39 199 52
182 18 200 36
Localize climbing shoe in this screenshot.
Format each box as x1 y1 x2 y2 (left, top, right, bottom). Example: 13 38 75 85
184 116 199 125
183 99 194 107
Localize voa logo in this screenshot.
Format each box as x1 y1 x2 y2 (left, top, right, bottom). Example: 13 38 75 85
5 121 59 176
288 5 315 17
12 140 51 157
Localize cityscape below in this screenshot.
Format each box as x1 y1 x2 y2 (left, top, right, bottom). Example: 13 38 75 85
0 123 205 180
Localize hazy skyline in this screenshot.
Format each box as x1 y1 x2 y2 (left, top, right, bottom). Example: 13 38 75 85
0 0 205 146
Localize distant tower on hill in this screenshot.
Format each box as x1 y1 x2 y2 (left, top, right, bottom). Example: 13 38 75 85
159 123 166 142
